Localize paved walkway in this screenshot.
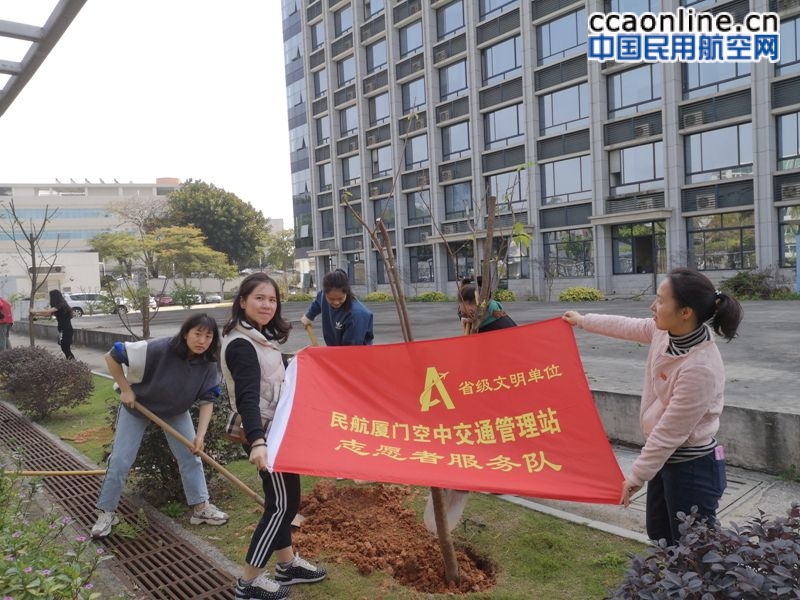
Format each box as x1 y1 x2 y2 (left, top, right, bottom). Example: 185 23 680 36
9 299 800 543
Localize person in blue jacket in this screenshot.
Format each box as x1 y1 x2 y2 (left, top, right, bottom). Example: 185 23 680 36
300 269 374 346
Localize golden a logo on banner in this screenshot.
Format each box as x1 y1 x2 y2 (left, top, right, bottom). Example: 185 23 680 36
268 318 624 504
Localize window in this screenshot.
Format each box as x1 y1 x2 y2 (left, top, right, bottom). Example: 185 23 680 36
334 5 353 37
606 0 658 13
541 155 592 205
540 82 589 134
685 123 752 184
436 1 465 40
345 252 364 285
315 115 330 145
366 39 387 73
543 228 594 277
608 64 661 118
313 68 327 98
682 62 750 100
373 197 395 228
371 145 393 177
778 17 800 76
344 203 362 234
495 235 530 280
399 21 423 57
318 163 332 191
339 106 358 136
537 8 587 66
779 206 800 268
444 182 472 219
687 211 756 270
401 77 426 112
342 155 361 184
611 221 666 274
368 92 390 125
405 134 429 168
407 190 432 225
484 103 524 149
365 0 384 19
446 241 474 281
311 20 325 50
409 245 434 283
321 209 334 238
439 60 468 100
485 169 527 212
482 36 522 85
778 112 800 171
337 56 355 87
610 141 664 195
479 0 517 19
441 121 470 159
375 250 388 284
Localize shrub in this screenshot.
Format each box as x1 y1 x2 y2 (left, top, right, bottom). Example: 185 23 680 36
493 289 516 302
607 506 800 599
171 285 203 308
284 292 314 302
720 266 793 300
103 384 243 506
0 347 94 420
559 287 605 302
410 291 449 302
363 292 393 302
0 469 109 598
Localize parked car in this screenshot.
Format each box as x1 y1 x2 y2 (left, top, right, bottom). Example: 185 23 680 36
63 292 128 317
154 294 173 307
204 293 223 303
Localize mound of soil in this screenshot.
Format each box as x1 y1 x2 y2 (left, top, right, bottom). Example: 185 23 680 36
293 481 497 594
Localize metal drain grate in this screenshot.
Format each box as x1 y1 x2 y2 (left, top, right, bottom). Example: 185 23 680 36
0 402 236 599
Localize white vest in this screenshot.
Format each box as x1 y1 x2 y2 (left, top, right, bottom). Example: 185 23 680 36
221 322 285 424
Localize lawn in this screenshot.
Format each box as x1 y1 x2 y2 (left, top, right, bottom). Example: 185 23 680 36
40 375 645 599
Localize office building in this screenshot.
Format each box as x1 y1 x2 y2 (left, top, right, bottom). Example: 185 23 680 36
282 0 800 298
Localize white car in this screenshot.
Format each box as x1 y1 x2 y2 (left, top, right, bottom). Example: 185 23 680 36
63 292 128 317
204 293 223 303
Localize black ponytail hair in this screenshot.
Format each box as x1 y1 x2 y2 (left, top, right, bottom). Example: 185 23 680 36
668 267 743 341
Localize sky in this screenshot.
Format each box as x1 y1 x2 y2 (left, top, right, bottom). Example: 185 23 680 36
0 0 294 226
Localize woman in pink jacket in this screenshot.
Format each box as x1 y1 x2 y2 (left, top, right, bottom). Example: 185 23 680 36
562 267 742 545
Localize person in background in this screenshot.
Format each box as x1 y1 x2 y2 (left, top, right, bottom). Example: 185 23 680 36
562 267 743 546
0 296 13 351
300 269 374 346
221 273 327 600
30 290 75 359
457 277 517 333
90 313 228 537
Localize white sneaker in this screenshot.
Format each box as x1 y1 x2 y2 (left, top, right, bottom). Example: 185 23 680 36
190 502 229 525
91 510 119 538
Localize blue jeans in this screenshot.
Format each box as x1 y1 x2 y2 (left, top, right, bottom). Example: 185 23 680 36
646 451 726 545
97 406 209 512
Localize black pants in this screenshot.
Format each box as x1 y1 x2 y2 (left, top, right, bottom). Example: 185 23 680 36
246 469 300 569
58 329 75 360
646 452 726 545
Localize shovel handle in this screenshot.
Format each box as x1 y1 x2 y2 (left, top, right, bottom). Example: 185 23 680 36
304 323 319 346
132 401 264 507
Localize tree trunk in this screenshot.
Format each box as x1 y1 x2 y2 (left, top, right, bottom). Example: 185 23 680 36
376 220 461 585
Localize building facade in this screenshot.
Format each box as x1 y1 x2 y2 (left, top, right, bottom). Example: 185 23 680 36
0 179 179 296
282 0 800 299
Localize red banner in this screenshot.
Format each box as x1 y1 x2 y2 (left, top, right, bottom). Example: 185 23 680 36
268 318 623 503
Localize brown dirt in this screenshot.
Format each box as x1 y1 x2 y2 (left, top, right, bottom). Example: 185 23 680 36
62 426 114 444
293 480 497 594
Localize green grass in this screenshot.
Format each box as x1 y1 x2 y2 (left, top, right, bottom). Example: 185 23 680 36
41 376 645 599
